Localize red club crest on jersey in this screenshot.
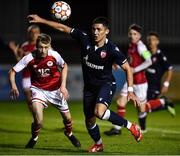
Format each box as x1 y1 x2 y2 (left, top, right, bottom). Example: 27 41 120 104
33 65 37 68
47 61 53 67
100 51 107 58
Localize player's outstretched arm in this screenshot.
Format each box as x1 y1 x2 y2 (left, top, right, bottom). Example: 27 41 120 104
9 69 19 100
121 62 140 107
133 58 152 73
8 41 19 59
8 41 24 61
27 14 72 34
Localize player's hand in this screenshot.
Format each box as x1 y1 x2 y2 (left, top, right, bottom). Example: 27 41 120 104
161 86 168 95
27 14 43 23
10 88 19 100
127 92 141 107
60 87 69 100
8 41 19 54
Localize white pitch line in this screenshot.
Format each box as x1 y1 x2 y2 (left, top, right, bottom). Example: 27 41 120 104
148 127 180 134
74 120 180 135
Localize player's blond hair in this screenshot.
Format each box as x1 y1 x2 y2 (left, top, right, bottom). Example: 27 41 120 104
36 33 51 45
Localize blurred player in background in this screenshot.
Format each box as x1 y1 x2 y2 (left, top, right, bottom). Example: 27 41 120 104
9 25 40 112
9 33 81 148
105 30 176 136
28 14 142 153
145 32 175 115
105 24 152 135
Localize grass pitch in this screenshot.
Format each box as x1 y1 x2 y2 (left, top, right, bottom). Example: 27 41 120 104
0 100 180 155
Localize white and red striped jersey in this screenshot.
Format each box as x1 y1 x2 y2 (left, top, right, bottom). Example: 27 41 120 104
128 40 148 84
13 49 65 91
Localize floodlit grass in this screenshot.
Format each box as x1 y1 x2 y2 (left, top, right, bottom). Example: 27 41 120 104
0 100 179 155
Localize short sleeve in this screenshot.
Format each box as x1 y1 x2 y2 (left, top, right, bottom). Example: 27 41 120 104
70 28 91 50
50 50 65 68
13 53 33 72
137 41 151 60
113 47 127 66
160 52 173 71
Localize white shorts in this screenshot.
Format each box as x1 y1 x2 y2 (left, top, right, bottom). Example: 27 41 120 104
22 77 31 90
120 82 148 104
30 86 69 112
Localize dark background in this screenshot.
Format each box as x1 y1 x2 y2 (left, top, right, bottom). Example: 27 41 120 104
0 0 179 64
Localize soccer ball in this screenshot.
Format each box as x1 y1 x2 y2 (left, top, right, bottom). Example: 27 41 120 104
51 1 71 21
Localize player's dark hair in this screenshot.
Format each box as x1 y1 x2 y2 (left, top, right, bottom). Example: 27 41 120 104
129 24 142 34
148 31 159 39
92 17 109 29
36 33 51 45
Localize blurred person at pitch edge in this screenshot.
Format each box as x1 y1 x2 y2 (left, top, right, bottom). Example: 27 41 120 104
9 25 40 112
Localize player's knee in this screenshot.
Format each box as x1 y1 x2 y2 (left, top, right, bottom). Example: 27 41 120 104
117 95 127 107
38 116 43 124
116 97 121 105
33 116 43 126
63 114 71 122
94 108 104 119
94 104 108 119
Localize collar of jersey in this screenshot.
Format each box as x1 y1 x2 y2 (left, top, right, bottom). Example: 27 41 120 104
94 38 108 51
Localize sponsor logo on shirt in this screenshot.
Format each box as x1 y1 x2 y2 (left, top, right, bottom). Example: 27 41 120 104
83 55 104 70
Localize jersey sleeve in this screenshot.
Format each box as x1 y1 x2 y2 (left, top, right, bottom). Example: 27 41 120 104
70 28 91 50
51 50 65 68
113 47 127 66
13 53 33 72
160 52 173 70
137 41 151 60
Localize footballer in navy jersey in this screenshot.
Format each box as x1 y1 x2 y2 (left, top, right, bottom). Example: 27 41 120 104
144 32 175 116
28 15 142 152
146 49 173 100
146 49 173 99
70 28 127 86
146 32 173 100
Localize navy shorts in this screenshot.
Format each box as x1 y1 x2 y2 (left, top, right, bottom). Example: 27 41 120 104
147 88 160 100
83 82 116 119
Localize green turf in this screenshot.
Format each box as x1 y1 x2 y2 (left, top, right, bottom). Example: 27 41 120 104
0 100 180 155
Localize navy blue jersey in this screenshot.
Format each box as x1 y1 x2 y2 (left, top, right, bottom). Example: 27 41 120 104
70 28 127 86
146 50 173 90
